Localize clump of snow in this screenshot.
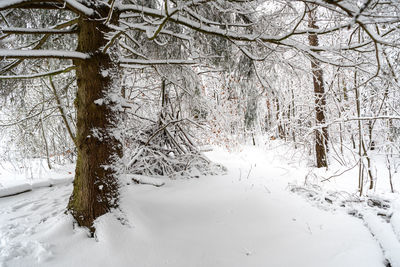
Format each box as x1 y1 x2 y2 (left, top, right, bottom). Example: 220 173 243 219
101 70 109 77
94 98 104 105
90 128 103 141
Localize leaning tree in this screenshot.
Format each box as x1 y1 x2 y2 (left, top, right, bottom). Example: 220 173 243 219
1 0 398 232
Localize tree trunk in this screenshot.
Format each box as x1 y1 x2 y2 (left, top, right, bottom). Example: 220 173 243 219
308 6 328 168
68 10 122 232
274 96 285 139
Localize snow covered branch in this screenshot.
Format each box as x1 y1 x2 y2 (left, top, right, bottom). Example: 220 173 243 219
0 27 78 34
0 49 89 60
0 0 61 10
120 59 197 65
116 4 285 44
0 0 95 16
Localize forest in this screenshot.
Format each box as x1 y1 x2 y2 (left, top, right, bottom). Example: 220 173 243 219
0 0 400 266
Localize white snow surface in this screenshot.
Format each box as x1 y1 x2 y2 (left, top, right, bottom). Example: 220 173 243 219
0 160 74 198
0 145 399 267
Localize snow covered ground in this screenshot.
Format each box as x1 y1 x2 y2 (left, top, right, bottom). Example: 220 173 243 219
0 160 74 198
0 144 399 267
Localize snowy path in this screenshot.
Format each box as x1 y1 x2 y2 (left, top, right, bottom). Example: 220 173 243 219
0 147 396 267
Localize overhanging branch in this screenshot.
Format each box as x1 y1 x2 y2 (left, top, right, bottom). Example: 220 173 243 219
0 65 75 79
120 59 197 65
1 27 78 34
0 49 89 60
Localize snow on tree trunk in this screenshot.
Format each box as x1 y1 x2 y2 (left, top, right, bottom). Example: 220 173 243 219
68 12 122 232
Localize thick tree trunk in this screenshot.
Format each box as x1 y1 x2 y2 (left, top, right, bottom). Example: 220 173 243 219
68 12 122 232
308 6 328 168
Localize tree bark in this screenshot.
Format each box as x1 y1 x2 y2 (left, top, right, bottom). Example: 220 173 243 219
308 6 328 168
68 8 122 232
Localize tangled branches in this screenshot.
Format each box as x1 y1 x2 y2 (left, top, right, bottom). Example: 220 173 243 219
122 79 225 178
